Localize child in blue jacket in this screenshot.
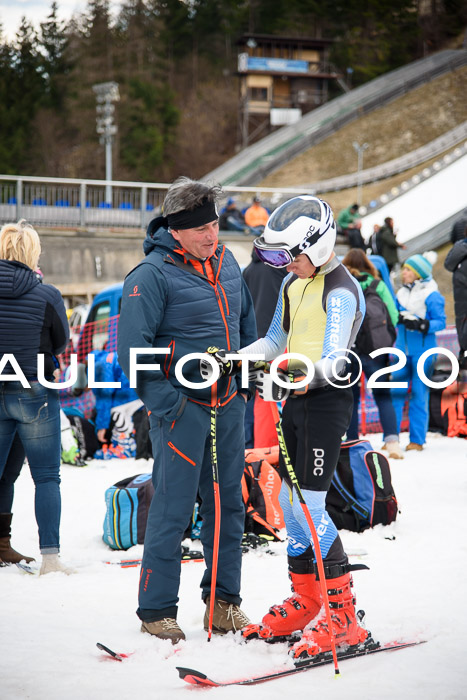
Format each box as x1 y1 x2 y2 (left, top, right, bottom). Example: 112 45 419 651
391 252 446 450
91 349 141 456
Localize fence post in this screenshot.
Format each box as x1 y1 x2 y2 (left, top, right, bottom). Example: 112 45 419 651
80 182 86 227
16 179 22 220
141 186 147 228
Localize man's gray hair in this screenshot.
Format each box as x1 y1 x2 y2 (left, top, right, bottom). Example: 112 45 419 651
163 176 223 216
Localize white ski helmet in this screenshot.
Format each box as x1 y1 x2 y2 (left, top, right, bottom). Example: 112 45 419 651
254 195 336 268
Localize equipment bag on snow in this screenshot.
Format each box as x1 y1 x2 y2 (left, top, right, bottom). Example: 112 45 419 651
355 279 396 355
326 439 398 533
103 473 154 550
242 448 284 541
67 413 101 459
429 369 467 438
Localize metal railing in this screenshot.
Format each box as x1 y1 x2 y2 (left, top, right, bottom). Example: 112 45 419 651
0 176 170 229
0 174 316 229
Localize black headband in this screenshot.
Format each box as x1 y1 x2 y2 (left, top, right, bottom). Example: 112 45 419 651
167 199 218 230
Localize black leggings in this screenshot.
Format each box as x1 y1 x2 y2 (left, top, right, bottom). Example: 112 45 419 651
279 385 353 491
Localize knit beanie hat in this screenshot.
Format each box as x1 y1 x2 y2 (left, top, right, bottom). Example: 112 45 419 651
403 251 437 279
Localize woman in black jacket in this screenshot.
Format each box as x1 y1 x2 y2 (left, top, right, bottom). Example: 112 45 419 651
0 220 72 574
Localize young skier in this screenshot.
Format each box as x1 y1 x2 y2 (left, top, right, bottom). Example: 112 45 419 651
238 195 371 659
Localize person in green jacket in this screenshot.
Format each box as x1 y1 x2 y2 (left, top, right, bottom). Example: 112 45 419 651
337 203 360 231
342 248 403 459
337 203 365 250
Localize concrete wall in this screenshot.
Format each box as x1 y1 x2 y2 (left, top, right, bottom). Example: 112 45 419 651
37 228 146 302
37 227 256 304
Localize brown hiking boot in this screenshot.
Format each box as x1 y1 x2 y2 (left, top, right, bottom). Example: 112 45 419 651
406 442 423 451
141 618 185 644
204 596 250 635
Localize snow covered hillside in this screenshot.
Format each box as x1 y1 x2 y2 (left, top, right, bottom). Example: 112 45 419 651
360 153 467 245
2 431 466 700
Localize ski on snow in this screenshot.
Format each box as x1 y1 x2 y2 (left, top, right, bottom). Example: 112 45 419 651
96 642 133 661
104 550 204 568
176 639 426 687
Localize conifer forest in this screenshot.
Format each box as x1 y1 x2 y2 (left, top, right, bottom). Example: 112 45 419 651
1 0 465 181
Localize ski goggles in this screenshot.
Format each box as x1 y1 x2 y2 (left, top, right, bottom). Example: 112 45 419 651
254 237 297 268
255 247 294 268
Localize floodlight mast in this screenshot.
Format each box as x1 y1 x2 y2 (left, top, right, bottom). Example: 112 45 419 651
93 82 120 205
352 141 369 206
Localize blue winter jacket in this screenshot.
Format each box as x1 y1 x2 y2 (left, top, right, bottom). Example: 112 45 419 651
395 278 446 356
91 349 139 430
0 259 69 378
117 217 257 420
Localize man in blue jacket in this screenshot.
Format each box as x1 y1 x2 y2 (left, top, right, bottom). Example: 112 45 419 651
117 177 257 643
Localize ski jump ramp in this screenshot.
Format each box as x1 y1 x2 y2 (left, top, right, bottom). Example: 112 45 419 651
360 152 467 254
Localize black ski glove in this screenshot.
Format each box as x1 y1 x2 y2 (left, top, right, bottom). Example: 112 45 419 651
199 347 242 381
402 317 430 334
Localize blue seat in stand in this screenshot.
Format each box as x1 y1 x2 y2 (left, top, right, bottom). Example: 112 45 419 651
98 202 112 209
119 202 133 209
8 197 17 204
32 198 47 206
55 200 70 207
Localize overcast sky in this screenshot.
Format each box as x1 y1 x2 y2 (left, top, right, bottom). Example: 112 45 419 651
0 0 122 41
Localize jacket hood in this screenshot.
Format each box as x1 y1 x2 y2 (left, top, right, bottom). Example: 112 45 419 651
400 277 438 299
0 260 40 298
445 239 467 272
356 271 375 289
143 216 173 256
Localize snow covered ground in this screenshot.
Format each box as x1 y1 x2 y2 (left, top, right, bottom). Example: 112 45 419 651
2 431 467 700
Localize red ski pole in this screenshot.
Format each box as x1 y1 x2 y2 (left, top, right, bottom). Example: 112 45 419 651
270 401 341 676
207 383 221 642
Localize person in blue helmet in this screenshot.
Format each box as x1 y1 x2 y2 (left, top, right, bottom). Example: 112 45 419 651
392 252 446 451
117 177 257 644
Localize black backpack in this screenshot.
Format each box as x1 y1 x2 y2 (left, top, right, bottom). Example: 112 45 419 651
326 439 398 533
355 279 396 355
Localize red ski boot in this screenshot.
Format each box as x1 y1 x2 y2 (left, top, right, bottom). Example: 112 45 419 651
242 570 322 643
290 572 369 660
